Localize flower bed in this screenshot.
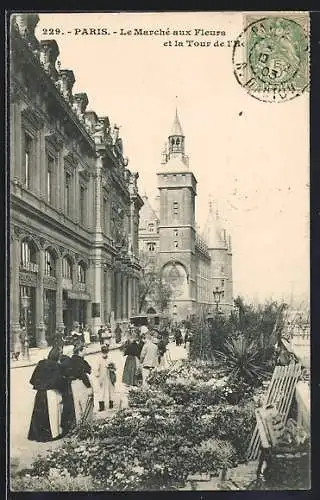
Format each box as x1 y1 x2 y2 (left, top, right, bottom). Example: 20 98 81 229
13 360 257 491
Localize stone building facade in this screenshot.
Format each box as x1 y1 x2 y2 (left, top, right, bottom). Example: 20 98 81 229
138 110 233 321
10 14 143 349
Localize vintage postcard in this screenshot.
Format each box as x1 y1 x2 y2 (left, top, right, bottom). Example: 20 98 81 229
9 11 310 492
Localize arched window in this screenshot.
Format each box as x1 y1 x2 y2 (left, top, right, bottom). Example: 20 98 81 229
44 249 56 277
78 262 86 283
171 138 175 146
20 240 38 272
62 256 72 279
162 262 188 299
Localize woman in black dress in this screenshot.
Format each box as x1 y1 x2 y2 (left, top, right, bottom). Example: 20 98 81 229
28 346 65 442
122 334 141 386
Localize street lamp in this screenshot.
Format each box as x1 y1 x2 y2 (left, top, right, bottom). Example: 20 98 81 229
20 295 31 360
173 304 178 325
213 287 222 315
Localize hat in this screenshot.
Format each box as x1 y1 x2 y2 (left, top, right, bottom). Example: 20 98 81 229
101 345 109 354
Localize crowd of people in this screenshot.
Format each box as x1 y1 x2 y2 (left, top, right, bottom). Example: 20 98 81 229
27 321 192 443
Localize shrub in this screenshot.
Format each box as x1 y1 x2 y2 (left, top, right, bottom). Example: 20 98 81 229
214 334 272 385
11 469 99 491
19 355 259 490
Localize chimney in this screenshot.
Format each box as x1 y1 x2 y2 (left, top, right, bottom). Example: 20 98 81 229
13 14 39 40
72 93 89 118
39 40 60 80
57 69 75 103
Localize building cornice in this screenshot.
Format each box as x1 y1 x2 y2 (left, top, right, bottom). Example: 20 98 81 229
11 32 96 155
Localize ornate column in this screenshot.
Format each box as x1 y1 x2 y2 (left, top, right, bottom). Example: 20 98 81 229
115 268 122 320
105 265 112 324
56 255 64 335
10 231 21 350
36 248 47 348
122 273 128 319
91 257 103 334
127 274 132 318
133 276 138 314
94 155 103 239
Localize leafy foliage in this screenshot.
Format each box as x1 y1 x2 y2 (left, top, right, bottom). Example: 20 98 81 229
19 359 257 490
138 251 172 313
189 298 287 385
214 334 272 385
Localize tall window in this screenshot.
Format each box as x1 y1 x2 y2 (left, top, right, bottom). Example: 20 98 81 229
174 229 179 237
148 223 155 232
65 172 72 216
174 241 179 248
79 184 86 225
78 263 86 283
221 279 225 288
173 201 179 216
47 155 55 205
20 241 37 271
24 133 32 189
147 242 156 252
44 250 56 277
62 257 72 279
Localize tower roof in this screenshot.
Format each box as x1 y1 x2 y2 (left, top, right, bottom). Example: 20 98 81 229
169 108 184 137
139 194 159 230
202 201 228 249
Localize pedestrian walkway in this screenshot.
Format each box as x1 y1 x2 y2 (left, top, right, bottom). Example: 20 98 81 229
10 341 122 369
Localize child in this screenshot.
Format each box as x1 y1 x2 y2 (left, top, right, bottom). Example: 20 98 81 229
95 345 116 411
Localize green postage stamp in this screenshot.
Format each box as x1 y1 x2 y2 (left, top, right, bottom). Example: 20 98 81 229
233 13 309 103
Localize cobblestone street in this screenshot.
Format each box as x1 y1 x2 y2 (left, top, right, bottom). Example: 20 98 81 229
10 342 187 470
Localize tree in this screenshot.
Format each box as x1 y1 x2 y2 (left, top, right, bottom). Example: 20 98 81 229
138 251 172 313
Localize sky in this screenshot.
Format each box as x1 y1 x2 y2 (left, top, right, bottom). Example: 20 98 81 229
35 12 309 305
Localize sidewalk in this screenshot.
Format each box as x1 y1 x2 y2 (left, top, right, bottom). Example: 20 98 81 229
10 341 123 369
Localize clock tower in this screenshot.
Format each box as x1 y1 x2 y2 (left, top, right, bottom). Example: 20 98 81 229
157 108 197 320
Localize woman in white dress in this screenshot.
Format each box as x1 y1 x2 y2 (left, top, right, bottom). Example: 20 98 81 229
94 345 116 411
67 345 94 425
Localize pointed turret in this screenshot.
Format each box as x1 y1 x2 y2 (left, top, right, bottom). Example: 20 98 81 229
162 106 189 170
203 200 228 250
170 107 184 137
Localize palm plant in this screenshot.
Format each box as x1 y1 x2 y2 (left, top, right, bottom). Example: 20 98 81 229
214 334 271 385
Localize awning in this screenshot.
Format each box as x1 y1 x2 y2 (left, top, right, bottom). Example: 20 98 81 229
67 290 90 301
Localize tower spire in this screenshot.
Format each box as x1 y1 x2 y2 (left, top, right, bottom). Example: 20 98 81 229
170 98 184 137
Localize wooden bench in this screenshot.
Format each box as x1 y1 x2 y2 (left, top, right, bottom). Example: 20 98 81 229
255 406 309 486
255 405 285 478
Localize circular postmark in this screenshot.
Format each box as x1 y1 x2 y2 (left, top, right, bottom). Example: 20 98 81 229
232 16 309 103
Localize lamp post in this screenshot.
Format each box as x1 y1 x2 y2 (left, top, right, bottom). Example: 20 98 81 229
173 304 178 325
213 287 222 315
20 295 31 360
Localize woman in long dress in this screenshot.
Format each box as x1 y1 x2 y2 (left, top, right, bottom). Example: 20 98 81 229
28 346 65 442
94 345 116 411
59 352 76 436
122 334 141 386
66 344 94 425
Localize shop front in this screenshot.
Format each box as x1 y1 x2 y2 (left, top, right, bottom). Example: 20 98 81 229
67 289 90 330
19 285 36 348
